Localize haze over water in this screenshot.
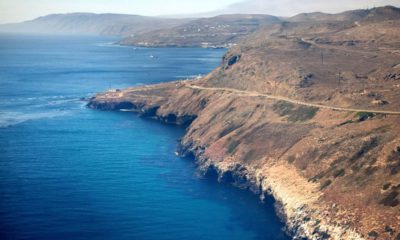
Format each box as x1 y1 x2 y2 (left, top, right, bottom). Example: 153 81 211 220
0 34 288 240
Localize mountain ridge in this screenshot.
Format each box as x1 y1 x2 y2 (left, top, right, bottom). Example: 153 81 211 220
1 5 399 46
0 12 190 36
120 5 400 47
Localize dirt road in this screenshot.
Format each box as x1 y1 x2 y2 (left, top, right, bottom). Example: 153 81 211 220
186 84 400 115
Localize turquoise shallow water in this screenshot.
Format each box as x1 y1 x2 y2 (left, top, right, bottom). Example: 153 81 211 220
0 33 289 240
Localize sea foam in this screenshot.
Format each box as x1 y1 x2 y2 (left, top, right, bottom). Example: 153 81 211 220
0 110 69 128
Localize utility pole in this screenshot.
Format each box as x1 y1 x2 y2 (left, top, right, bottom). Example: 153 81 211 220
362 76 366 91
321 52 324 65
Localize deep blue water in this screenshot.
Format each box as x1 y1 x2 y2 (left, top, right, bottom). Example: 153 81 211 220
0 34 289 240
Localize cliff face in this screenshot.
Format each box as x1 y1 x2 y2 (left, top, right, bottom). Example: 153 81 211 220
88 6 400 240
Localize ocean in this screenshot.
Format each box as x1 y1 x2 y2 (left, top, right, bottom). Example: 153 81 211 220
0 33 289 240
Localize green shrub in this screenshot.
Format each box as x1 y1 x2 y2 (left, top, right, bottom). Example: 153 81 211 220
338 119 353 127
356 112 374 121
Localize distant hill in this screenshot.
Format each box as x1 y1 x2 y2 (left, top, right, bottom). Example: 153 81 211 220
119 14 281 47
287 10 368 22
206 0 400 17
0 13 190 36
288 5 400 22
119 6 400 48
2 6 398 48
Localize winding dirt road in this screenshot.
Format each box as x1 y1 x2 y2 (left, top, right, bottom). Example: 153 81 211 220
299 38 378 56
185 84 400 115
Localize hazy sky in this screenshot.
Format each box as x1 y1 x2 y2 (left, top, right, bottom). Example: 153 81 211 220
222 0 400 16
0 0 399 24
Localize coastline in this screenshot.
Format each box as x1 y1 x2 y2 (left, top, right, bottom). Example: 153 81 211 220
87 81 391 240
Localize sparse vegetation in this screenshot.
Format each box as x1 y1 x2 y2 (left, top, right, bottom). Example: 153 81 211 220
309 171 326 183
298 73 314 88
387 148 400 175
364 166 378 176
243 150 257 162
384 226 394 236
349 137 379 162
287 106 319 122
380 190 399 207
320 179 332 190
191 89 201 95
351 163 362 173
219 122 244 138
368 231 379 239
337 119 353 127
273 101 318 122
273 100 294 116
227 139 241 154
333 169 345 178
356 112 375 121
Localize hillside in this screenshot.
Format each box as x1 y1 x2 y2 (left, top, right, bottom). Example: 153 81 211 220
0 13 189 36
288 5 400 22
88 6 400 239
119 6 400 48
118 14 281 48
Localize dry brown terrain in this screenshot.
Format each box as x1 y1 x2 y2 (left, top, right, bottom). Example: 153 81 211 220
119 14 280 47
88 6 400 240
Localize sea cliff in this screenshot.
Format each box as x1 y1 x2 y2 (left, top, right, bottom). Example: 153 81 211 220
88 6 400 239
87 79 400 239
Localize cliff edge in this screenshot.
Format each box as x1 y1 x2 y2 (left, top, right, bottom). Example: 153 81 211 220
88 6 400 240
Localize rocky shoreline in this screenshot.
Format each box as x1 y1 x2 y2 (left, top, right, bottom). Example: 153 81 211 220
176 143 366 240
87 82 395 239
85 6 400 239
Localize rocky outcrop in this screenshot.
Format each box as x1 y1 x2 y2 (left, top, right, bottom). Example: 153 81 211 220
87 94 196 126
384 73 400 81
87 100 137 111
177 132 365 240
